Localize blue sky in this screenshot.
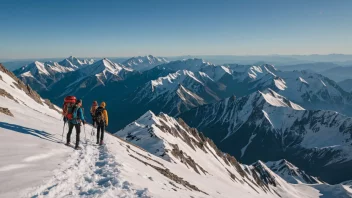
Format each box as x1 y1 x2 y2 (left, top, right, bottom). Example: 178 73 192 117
1 0 351 59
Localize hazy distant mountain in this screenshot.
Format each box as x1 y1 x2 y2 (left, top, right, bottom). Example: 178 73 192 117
320 66 352 82
277 62 341 72
338 79 352 93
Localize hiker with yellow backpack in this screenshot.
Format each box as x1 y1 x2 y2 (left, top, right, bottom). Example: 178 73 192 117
94 102 108 145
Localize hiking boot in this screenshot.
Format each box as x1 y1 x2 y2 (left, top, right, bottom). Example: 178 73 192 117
74 146 81 150
96 140 99 144
99 140 104 146
65 142 70 146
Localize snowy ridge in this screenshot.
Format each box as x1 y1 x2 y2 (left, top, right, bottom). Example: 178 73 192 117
123 55 169 71
80 58 132 78
149 70 210 94
265 159 323 184
58 56 94 69
116 111 325 198
13 56 94 91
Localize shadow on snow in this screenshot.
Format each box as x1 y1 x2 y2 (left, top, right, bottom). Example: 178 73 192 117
0 122 61 144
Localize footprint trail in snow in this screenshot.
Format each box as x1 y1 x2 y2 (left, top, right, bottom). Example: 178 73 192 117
25 141 149 198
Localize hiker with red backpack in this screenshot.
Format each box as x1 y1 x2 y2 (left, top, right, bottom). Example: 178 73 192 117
63 97 86 149
95 102 108 145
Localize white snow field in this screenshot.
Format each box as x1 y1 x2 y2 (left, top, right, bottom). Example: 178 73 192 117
1 64 352 198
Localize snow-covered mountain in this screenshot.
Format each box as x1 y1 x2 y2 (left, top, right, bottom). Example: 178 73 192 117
46 58 135 98
58 55 94 69
130 61 352 122
265 159 323 184
13 56 94 92
123 55 169 71
116 110 350 197
214 64 352 116
132 69 223 115
3 63 348 198
180 88 352 184
13 61 74 91
339 79 352 93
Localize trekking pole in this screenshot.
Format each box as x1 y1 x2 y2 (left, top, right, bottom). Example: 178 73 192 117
62 120 66 142
84 124 87 144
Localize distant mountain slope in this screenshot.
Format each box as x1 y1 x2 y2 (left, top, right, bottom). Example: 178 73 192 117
277 62 340 72
338 79 352 93
180 89 352 184
123 55 169 71
321 66 352 82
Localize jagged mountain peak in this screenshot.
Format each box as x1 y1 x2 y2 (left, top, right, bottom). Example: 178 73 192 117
123 55 169 71
256 89 305 110
15 61 50 76
265 159 323 184
80 58 128 75
150 70 208 94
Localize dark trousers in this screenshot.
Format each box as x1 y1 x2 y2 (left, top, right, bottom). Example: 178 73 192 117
97 124 105 142
91 115 96 127
67 122 81 147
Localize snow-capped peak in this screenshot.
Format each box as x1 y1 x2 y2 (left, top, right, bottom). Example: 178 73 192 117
14 61 50 76
149 70 209 94
258 89 305 110
123 55 169 71
76 58 133 84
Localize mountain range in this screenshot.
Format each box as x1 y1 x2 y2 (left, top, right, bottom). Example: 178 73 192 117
4 63 352 197
5 56 352 188
179 88 352 184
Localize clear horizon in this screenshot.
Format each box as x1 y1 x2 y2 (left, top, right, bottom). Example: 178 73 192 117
1 0 352 59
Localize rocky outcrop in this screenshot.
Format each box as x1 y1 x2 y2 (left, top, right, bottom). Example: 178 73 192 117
0 88 18 103
0 107 14 117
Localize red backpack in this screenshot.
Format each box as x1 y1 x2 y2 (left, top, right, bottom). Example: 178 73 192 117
62 96 76 120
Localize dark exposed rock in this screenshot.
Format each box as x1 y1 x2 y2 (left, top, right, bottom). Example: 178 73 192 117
129 154 208 195
0 107 14 117
170 143 208 175
0 88 18 103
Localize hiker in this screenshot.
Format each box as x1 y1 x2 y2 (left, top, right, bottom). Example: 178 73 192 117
90 101 98 127
66 99 86 149
95 102 108 145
